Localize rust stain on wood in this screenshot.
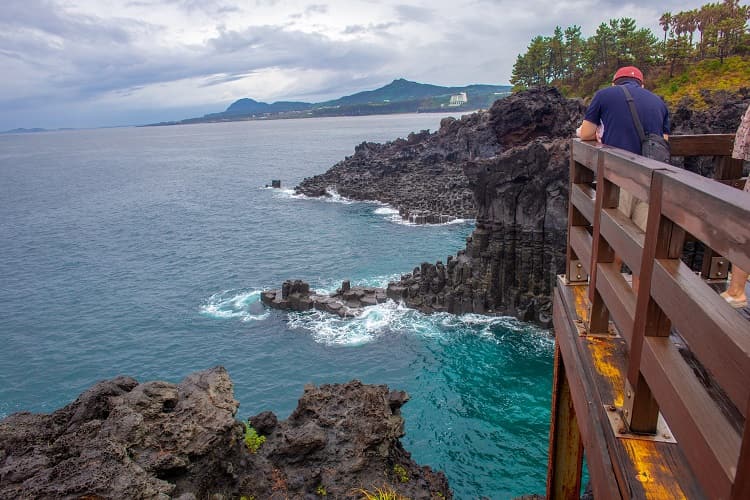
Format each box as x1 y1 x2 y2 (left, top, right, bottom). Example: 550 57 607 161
621 439 688 500
571 284 590 323
587 337 625 408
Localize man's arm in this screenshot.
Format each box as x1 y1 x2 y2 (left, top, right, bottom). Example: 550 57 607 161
577 120 598 141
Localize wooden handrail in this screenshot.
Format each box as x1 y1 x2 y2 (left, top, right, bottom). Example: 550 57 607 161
552 136 750 499
668 133 737 157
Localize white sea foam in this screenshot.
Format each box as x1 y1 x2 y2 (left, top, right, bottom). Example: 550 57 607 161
322 187 356 204
200 289 269 322
373 206 399 215
286 298 552 348
387 215 475 227
272 185 359 204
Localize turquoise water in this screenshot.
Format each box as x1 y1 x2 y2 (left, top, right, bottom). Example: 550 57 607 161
0 115 554 499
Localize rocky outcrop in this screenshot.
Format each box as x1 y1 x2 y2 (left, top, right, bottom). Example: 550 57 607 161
670 88 750 177
384 88 583 325
295 119 490 221
296 87 583 325
293 87 749 327
262 279 387 317
0 368 451 499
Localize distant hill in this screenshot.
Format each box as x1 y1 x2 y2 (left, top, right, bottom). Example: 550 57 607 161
221 99 312 116
0 127 48 134
322 79 510 108
150 79 512 126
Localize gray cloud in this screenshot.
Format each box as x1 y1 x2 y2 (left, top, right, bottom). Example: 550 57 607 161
305 4 329 14
394 5 435 23
343 22 400 35
0 0 716 129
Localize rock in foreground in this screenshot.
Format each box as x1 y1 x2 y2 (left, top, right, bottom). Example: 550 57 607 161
0 367 451 499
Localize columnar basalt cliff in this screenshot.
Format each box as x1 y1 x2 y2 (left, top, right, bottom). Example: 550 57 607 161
386 89 585 326
0 368 451 499
293 87 749 327
296 87 585 326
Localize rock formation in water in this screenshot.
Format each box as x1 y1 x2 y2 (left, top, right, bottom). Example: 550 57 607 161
295 119 490 220
385 88 584 326
296 87 583 326
0 367 451 499
262 279 387 317
293 86 750 327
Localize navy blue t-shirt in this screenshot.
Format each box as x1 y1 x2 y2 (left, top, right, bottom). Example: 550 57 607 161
584 82 670 155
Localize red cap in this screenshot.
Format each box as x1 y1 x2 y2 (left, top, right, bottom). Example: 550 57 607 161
612 66 643 84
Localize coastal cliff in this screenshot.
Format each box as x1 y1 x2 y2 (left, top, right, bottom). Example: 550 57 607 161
386 88 584 325
298 87 585 325
295 87 750 326
0 368 451 499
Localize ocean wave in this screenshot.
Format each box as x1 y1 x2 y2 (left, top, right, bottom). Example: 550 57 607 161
271 186 358 205
200 289 269 322
389 217 475 227
373 206 399 215
286 299 553 349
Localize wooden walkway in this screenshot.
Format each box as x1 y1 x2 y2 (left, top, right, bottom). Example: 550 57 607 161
546 136 750 499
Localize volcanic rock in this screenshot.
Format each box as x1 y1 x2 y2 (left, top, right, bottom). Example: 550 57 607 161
262 279 387 317
383 88 584 325
0 368 451 499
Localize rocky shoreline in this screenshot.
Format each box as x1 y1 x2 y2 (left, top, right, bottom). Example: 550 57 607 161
0 367 451 499
293 87 750 326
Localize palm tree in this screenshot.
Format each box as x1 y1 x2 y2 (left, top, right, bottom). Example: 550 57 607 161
659 11 672 48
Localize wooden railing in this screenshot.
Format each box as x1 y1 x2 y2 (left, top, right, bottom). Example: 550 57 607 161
548 134 750 499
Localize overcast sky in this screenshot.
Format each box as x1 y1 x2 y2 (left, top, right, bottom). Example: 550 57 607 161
1 0 710 130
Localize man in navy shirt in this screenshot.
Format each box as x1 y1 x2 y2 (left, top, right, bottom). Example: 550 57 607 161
577 66 670 230
578 66 670 153
577 66 670 292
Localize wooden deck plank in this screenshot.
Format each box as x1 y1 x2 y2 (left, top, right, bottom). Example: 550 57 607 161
554 283 624 499
554 277 708 499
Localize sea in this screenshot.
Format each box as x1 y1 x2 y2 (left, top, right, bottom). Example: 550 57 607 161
0 114 554 499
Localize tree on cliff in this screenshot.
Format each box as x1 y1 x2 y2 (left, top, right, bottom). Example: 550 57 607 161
511 0 750 96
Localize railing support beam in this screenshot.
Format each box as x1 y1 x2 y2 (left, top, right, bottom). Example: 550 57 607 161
546 342 584 500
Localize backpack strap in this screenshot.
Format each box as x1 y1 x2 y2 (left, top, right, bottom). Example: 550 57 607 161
620 85 647 143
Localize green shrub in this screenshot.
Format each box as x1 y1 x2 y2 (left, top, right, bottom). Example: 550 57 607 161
243 423 266 453
316 485 327 496
392 464 409 483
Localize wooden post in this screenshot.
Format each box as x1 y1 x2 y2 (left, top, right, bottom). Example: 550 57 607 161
566 144 594 283
588 157 618 334
624 172 685 433
701 156 745 278
732 396 750 499
547 342 584 500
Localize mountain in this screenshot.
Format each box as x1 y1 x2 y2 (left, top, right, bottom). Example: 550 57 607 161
0 127 48 134
222 98 312 116
151 79 512 126
321 79 511 108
